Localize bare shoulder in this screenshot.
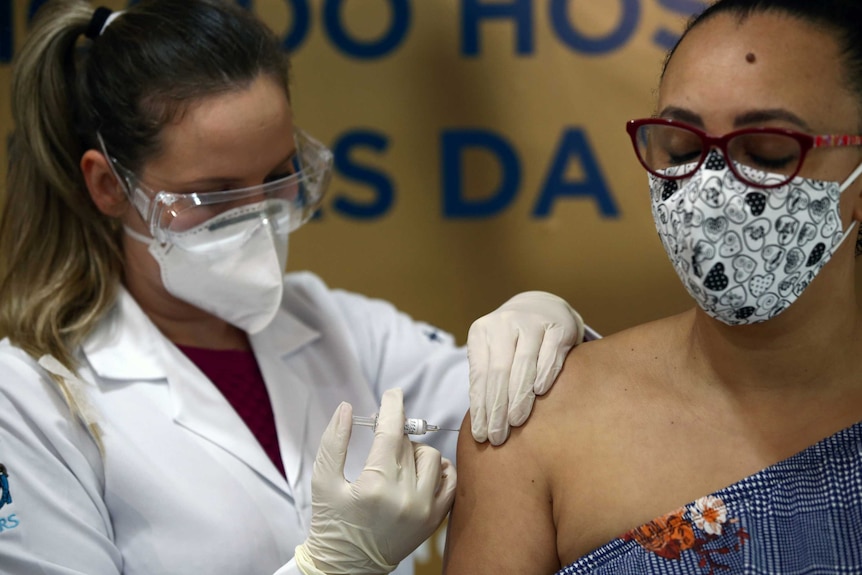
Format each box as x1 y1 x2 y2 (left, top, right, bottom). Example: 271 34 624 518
527 314 688 436
444 314 690 573
510 313 694 559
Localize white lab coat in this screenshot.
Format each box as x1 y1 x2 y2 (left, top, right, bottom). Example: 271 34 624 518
0 272 468 575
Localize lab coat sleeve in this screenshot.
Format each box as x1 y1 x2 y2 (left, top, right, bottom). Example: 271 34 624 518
0 345 122 574
329 288 469 462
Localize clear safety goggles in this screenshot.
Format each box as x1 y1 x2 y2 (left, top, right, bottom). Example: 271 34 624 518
98 129 333 247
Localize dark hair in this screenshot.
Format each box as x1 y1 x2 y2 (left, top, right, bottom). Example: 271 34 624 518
665 0 862 109
1 0 290 370
82 0 291 170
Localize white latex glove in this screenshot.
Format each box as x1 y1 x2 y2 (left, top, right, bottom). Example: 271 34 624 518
468 291 584 446
294 388 457 575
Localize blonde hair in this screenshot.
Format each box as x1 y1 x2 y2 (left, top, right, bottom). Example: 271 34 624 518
1 2 122 445
3 0 124 360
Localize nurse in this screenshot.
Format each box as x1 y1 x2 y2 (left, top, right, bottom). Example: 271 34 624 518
0 1 588 574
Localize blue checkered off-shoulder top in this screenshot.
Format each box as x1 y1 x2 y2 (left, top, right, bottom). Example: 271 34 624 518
558 420 862 575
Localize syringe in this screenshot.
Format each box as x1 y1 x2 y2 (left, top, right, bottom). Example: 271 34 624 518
352 414 459 435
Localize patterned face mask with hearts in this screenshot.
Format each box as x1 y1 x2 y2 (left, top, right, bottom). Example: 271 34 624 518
650 150 862 325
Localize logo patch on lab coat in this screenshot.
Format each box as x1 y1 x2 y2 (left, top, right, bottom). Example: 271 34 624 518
0 464 18 534
0 464 11 509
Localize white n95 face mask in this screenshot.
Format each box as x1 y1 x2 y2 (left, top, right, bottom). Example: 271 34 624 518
651 151 862 325
126 199 289 334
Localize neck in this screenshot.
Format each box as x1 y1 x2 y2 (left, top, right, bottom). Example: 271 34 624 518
680 299 862 454
677 228 862 390
146 304 250 351
683 263 861 396
686 310 857 394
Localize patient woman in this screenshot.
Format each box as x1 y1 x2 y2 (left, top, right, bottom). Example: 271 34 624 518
443 0 862 572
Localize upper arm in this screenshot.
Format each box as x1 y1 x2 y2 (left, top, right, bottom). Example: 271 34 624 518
0 351 121 574
443 411 560 575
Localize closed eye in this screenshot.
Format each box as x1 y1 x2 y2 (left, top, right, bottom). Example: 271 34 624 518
743 153 796 171
667 150 702 165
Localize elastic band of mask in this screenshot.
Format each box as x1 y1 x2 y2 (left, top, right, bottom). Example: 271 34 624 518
840 159 862 192
838 160 862 254
84 7 124 40
123 226 154 245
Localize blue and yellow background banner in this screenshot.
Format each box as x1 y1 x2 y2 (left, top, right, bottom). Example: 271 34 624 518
1 1 709 570
0 0 709 340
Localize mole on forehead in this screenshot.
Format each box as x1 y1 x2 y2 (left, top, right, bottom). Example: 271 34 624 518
746 52 756 63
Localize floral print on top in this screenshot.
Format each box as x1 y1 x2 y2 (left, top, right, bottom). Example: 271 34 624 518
557 420 862 574
620 495 750 573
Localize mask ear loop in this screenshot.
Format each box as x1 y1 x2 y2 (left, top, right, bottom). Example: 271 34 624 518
836 158 862 253
839 158 862 192
123 225 155 245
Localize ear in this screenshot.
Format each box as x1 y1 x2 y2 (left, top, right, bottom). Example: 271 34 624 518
81 149 128 218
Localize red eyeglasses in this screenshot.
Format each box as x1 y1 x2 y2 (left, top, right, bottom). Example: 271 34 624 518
626 117 862 189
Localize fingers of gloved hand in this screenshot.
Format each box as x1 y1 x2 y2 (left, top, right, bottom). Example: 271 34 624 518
365 447 457 570
485 326 534 445
505 327 543 430
427 453 457 510
506 389 536 433
466 321 490 443
486 412 510 446
437 457 457 503
411 446 457 533
412 443 443 499
533 323 575 396
468 291 584 444
503 291 585 346
365 388 409 473
311 402 353 495
471 328 517 445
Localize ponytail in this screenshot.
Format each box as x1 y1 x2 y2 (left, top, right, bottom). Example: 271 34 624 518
2 1 123 363
1 0 290 441
1 1 123 445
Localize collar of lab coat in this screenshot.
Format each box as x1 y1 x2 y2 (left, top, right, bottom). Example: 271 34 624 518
81 286 321 498
82 287 320 380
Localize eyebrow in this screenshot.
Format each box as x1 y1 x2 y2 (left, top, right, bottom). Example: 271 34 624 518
657 106 812 131
657 106 704 127
174 148 299 190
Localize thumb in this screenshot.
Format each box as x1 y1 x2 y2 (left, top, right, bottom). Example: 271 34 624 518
312 402 353 489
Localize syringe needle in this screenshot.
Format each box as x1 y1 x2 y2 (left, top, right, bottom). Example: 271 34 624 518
424 424 459 432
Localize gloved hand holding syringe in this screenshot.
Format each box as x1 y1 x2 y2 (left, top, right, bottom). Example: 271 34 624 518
352 414 460 435
294 389 458 575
